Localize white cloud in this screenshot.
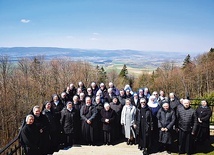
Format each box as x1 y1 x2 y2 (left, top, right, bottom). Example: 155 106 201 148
90 37 98 41
93 32 100 35
20 19 30 23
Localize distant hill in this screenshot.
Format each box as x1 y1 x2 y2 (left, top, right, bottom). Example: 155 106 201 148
0 47 199 69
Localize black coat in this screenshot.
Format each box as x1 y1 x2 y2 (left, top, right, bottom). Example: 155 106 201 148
118 95 126 106
32 114 50 155
60 108 77 134
50 101 64 128
157 108 175 130
93 102 103 125
136 106 153 135
157 108 176 144
177 105 197 133
80 104 97 143
100 108 115 131
196 106 212 127
105 93 114 103
131 98 140 109
20 124 40 153
42 109 57 133
136 106 153 148
169 99 180 111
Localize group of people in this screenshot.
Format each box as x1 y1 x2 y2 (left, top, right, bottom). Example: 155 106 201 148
20 81 212 155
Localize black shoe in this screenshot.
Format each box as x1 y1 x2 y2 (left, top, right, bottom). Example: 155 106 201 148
142 150 147 155
127 140 130 145
167 150 171 154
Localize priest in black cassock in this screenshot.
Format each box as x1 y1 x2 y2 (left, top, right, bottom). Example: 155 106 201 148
80 97 97 145
136 98 153 155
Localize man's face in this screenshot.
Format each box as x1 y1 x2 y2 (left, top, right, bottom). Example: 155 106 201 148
34 108 41 117
86 98 91 105
67 103 72 109
183 100 190 108
163 103 169 111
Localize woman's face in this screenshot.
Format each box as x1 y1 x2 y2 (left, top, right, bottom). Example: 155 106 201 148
53 96 58 102
105 106 110 111
126 100 131 105
45 103 51 109
140 100 146 107
27 116 34 125
201 101 207 107
113 98 118 103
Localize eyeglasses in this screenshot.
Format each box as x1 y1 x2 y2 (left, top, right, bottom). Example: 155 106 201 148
140 102 145 103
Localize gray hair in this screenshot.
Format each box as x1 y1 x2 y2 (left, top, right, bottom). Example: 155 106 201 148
33 105 40 113
25 114 34 122
104 102 110 108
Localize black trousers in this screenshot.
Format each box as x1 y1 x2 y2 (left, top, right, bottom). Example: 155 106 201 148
24 146 40 155
65 133 74 147
103 131 111 144
178 130 194 154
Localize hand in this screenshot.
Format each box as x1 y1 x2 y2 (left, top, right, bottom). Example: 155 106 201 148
161 128 165 131
198 118 202 123
87 120 91 124
164 128 168 132
40 129 43 133
191 132 194 135
175 128 179 132
105 119 109 123
133 124 137 129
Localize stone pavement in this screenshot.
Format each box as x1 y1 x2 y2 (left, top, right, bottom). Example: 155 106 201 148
53 142 171 155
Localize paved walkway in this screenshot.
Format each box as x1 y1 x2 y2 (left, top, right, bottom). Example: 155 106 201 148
53 142 170 155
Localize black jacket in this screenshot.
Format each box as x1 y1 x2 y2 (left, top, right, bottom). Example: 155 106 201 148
100 108 115 131
20 124 40 150
136 106 153 135
177 105 197 133
157 108 175 130
196 106 212 127
80 104 97 122
60 108 77 134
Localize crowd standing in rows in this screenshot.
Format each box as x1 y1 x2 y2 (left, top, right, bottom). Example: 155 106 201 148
20 81 212 155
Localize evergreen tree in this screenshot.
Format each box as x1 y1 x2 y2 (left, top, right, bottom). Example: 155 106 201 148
182 54 191 69
118 64 129 86
119 64 128 78
96 65 107 83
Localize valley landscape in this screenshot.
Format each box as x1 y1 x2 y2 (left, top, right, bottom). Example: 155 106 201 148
0 47 199 74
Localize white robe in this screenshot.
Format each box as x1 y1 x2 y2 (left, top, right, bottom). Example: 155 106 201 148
121 105 136 139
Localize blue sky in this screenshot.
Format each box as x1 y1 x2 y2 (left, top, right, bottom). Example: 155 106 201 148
0 0 213 52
